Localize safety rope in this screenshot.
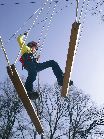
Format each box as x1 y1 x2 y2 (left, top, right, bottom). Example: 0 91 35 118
6 8 40 45
14 0 59 62
37 2 53 46
0 36 10 66
76 0 79 22
77 0 90 47
0 1 36 6
35 1 59 95
37 2 58 56
6 2 70 46
35 1 71 46
78 0 86 23
14 0 49 66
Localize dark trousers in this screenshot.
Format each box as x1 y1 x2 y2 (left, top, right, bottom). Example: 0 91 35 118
24 60 64 92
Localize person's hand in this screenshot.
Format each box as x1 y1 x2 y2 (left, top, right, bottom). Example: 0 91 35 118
37 55 40 59
24 32 28 36
36 55 40 63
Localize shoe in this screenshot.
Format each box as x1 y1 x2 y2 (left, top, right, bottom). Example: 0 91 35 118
27 91 39 100
69 80 73 86
58 80 73 87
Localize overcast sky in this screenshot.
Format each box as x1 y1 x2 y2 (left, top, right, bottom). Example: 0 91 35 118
0 0 104 106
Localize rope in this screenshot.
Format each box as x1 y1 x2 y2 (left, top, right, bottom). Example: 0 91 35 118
37 72 40 93
76 0 79 22
6 2 70 45
32 2 53 58
0 1 36 6
37 2 58 56
14 0 49 66
78 0 86 23
37 2 53 46
0 36 10 66
77 0 90 48
35 1 59 95
5 8 40 45
0 0 70 6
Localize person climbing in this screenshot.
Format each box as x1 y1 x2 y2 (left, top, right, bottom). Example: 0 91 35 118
17 32 73 100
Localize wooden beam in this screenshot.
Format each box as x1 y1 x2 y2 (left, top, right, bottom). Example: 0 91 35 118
61 22 81 97
7 64 44 134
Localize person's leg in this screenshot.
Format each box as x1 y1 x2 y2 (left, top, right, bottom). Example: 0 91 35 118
24 62 39 99
25 62 37 92
36 60 64 86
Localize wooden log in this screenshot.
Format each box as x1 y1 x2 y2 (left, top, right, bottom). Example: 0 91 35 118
7 64 44 134
61 22 81 97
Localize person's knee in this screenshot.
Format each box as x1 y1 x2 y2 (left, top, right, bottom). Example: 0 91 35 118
50 60 58 65
28 72 37 81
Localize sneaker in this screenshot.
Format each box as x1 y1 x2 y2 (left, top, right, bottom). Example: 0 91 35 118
27 91 39 100
58 80 73 87
69 80 73 86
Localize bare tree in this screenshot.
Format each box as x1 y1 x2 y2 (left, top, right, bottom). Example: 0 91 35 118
36 83 104 139
1 78 104 139
89 0 104 22
0 78 22 139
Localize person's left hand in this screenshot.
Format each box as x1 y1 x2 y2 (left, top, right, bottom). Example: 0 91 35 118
24 32 28 36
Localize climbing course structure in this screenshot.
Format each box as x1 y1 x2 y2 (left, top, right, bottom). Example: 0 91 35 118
61 0 90 97
0 0 90 136
61 22 81 97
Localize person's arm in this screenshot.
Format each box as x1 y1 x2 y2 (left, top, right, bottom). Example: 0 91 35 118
17 34 31 55
17 34 25 48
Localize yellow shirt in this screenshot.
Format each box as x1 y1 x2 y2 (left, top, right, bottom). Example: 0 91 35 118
17 35 32 55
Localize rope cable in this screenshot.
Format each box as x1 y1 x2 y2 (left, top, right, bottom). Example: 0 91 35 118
78 0 86 23
37 2 52 46
36 1 59 94
5 8 40 45
6 2 70 45
34 1 72 96
0 36 10 66
0 1 36 6
76 0 79 22
35 3 70 41
77 0 90 48
14 1 49 65
38 3 58 56
33 3 53 58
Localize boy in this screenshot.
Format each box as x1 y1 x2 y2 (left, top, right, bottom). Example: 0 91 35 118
17 33 73 100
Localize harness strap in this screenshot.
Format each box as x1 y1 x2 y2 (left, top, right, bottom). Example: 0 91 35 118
19 53 36 70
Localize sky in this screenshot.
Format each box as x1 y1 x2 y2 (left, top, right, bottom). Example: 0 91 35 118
0 0 104 107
